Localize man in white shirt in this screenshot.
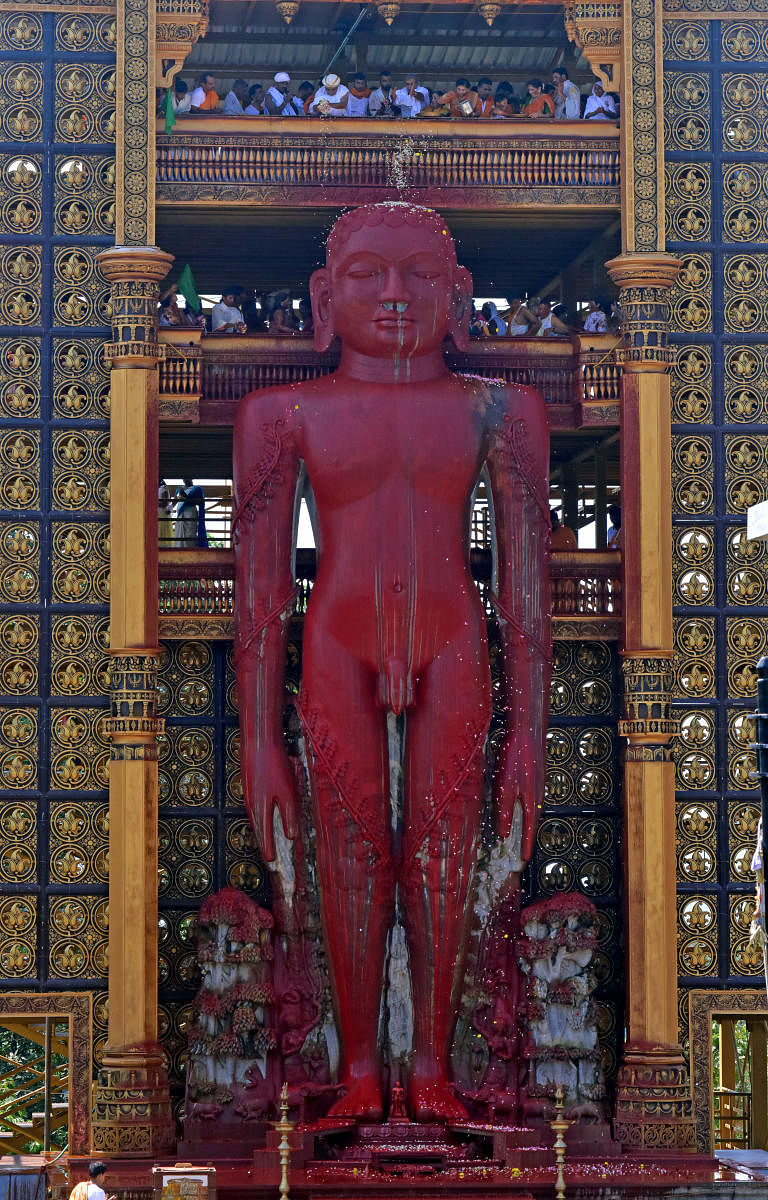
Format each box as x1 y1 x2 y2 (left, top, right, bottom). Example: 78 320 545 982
265 72 297 116
368 69 395 116
309 73 349 116
346 72 371 117
393 74 429 117
211 288 246 334
171 78 192 115
69 1162 116 1200
189 73 218 111
222 79 249 115
552 67 581 119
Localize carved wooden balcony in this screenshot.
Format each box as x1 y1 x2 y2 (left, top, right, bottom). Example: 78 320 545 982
155 116 620 210
159 330 621 428
158 548 622 641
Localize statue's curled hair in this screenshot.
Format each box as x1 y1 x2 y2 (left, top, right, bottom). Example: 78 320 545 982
326 201 458 268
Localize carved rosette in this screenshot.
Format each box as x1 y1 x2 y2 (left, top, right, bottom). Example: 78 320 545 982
564 1 622 92
606 253 681 373
92 1045 175 1154
97 245 174 366
614 1046 696 1150
619 654 678 761
105 652 164 760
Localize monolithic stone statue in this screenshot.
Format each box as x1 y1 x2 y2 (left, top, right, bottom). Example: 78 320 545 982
233 202 550 1123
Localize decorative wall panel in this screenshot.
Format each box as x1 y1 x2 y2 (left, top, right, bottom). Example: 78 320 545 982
0 10 115 1035
531 639 623 1089
665 20 768 1022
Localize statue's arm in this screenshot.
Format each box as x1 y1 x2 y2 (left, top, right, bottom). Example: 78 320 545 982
486 387 552 861
233 391 300 860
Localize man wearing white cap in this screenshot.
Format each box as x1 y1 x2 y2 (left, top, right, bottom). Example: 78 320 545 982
265 72 297 115
309 74 350 116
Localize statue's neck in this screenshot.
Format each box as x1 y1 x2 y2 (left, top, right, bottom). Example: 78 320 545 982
337 347 451 384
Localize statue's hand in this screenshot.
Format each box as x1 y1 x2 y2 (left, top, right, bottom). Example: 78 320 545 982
243 742 299 861
494 728 542 863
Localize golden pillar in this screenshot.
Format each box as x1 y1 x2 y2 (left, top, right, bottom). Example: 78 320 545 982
91 245 175 1155
606 252 695 1151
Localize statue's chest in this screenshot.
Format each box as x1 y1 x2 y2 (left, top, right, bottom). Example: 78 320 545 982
301 400 483 504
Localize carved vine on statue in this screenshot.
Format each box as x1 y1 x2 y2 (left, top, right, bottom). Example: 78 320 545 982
233 202 554 1127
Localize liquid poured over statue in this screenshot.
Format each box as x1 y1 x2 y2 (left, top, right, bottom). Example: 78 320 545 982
233 203 550 1123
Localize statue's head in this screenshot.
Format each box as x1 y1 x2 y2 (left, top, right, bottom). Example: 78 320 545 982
310 202 473 357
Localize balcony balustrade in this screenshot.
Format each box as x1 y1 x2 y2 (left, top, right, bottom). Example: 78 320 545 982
156 117 620 210
158 547 622 641
159 330 621 427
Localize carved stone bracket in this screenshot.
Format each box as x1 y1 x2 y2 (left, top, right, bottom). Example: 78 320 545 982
156 0 209 86
564 1 622 92
606 252 681 372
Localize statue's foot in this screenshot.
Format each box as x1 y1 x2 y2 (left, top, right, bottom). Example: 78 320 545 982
326 1075 383 1122
408 1078 469 1123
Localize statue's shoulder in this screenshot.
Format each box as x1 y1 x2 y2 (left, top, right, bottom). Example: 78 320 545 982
483 382 548 464
234 382 304 444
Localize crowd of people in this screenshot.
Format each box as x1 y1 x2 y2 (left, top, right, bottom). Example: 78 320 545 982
164 68 618 121
470 296 620 338
158 284 314 335
158 284 619 338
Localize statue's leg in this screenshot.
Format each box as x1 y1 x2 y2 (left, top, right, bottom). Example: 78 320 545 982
300 640 391 1121
401 640 492 1122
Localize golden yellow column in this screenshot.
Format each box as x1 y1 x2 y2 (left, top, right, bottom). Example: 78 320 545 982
91 245 175 1155
605 252 695 1151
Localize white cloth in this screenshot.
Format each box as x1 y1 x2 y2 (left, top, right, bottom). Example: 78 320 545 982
584 309 608 332
310 84 349 115
291 97 305 115
266 85 295 114
368 85 393 115
86 1185 106 1200
537 313 554 336
189 86 208 109
507 307 531 336
211 301 244 332
172 93 191 114
244 103 262 115
222 90 244 115
583 87 616 120
607 524 621 549
346 91 371 117
554 80 581 120
393 85 429 116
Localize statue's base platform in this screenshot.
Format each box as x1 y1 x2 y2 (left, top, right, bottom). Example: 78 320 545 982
69 1138 767 1200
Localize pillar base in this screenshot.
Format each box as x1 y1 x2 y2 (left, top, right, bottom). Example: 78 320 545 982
613 1044 696 1151
91 1044 175 1155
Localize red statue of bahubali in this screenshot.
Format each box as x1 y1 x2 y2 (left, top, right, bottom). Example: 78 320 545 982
233 202 551 1124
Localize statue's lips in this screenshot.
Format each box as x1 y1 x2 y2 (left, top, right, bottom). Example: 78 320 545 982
373 315 415 328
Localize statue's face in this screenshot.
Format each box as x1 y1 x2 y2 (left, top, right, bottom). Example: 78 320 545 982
330 221 455 357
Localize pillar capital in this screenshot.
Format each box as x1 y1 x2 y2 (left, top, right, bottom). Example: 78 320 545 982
606 253 680 373
605 251 681 292
97 244 174 285
97 245 174 367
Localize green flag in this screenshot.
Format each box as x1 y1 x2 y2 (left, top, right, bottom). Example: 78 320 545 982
177 264 201 315
164 87 176 135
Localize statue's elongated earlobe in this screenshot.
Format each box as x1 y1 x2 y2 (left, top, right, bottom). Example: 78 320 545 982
310 268 334 353
449 266 473 353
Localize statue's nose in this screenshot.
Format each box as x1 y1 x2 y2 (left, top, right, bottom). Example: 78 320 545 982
380 265 408 304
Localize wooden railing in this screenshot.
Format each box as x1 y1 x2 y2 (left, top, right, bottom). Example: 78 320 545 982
158 548 622 639
159 331 621 427
156 117 620 209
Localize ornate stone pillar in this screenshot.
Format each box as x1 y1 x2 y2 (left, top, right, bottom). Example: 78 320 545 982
606 252 695 1151
91 245 175 1155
